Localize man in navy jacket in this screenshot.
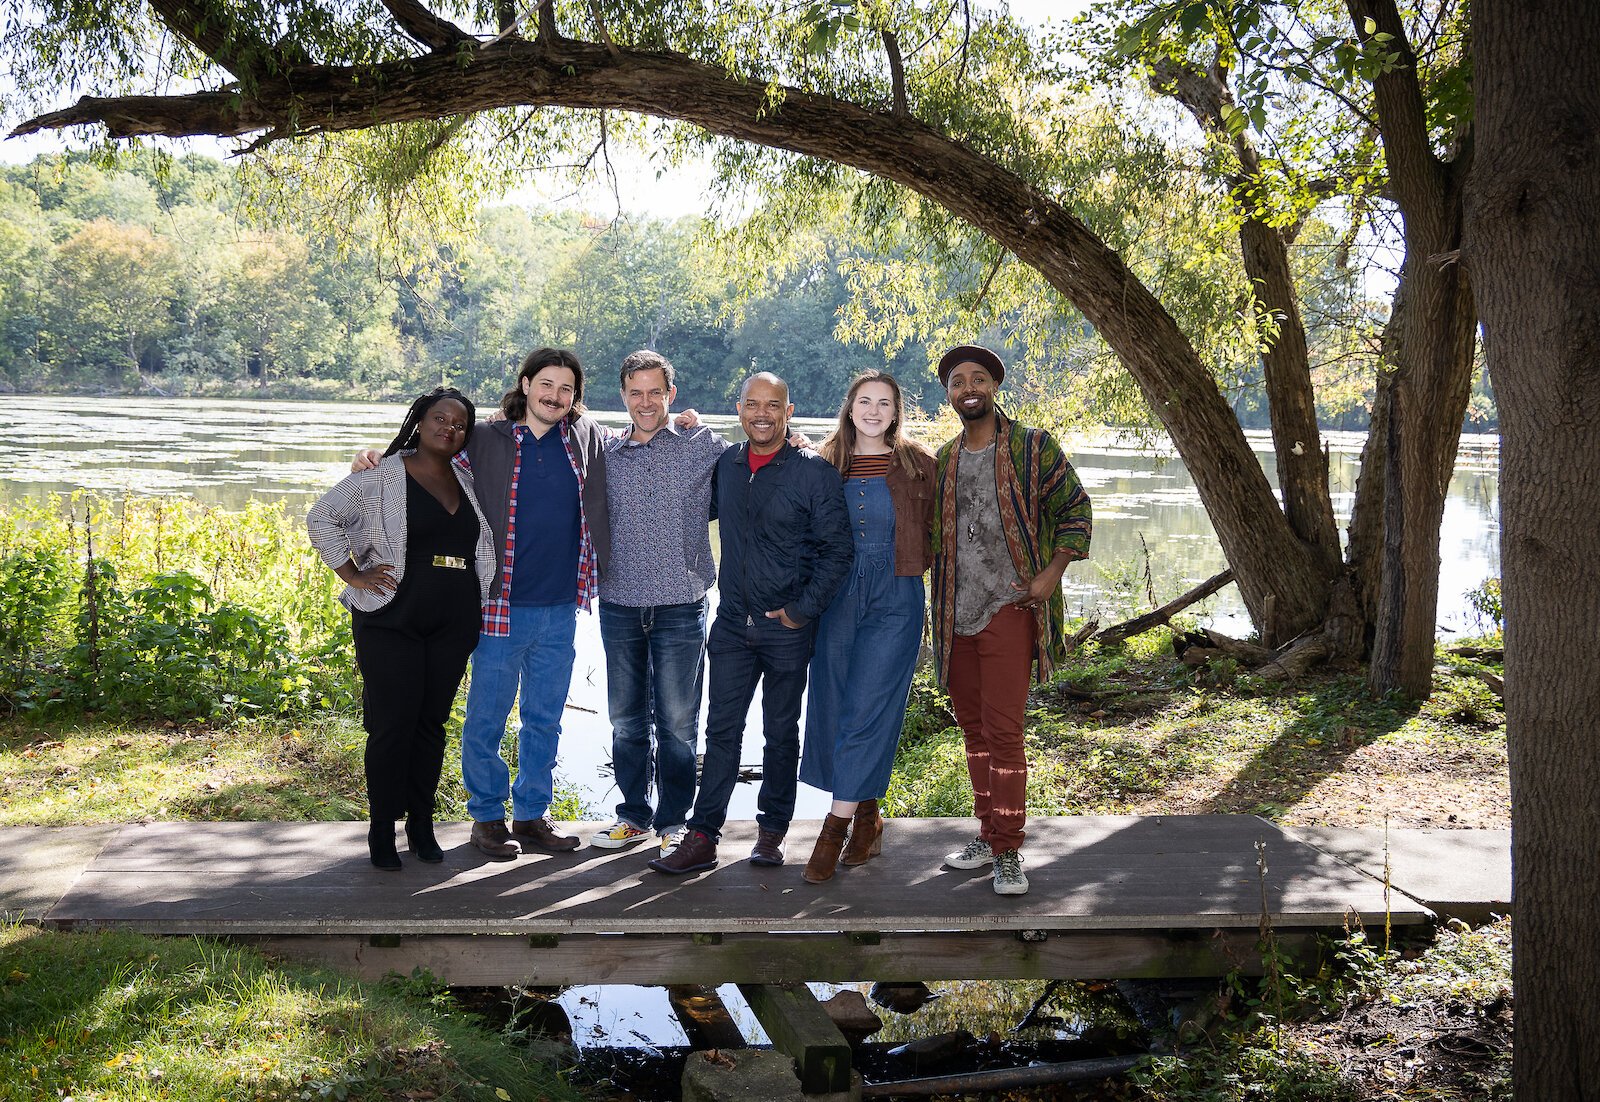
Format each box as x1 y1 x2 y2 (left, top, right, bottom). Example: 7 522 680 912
650 372 852 874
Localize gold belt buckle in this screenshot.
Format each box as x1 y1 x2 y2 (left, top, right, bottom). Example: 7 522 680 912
431 555 468 569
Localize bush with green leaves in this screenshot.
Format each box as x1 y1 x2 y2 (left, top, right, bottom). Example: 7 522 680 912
1466 577 1503 633
0 493 357 721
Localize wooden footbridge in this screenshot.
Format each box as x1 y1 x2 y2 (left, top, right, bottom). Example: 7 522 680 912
13 815 1484 1098
37 815 1429 986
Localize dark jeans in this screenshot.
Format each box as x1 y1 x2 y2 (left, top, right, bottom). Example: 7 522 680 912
686 611 815 839
599 598 708 832
352 609 478 823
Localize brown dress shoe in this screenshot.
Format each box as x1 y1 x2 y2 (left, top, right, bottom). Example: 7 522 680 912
470 819 519 862
647 829 719 874
511 816 580 852
749 827 786 866
840 799 884 866
803 814 852 884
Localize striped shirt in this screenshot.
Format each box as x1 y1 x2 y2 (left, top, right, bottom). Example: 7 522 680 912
845 453 892 479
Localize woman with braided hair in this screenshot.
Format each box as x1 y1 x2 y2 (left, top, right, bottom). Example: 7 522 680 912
308 388 496 870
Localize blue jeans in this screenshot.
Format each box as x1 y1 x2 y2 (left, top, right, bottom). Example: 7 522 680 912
599 598 708 832
461 602 578 823
687 611 815 840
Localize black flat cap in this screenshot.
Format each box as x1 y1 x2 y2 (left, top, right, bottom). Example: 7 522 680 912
937 344 1005 387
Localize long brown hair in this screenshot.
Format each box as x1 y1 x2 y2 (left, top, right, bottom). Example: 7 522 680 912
819 370 930 479
500 347 586 422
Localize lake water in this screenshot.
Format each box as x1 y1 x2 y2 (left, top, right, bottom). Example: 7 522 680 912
0 393 1502 816
0 395 1501 1045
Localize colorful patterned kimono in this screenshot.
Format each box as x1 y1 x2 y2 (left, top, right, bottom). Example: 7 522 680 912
930 409 1092 686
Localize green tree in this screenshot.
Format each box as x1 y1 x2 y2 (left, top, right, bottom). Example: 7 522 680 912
42 218 177 381
0 180 52 385
216 233 338 383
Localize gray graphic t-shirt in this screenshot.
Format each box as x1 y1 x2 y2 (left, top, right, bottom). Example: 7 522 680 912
953 441 1022 636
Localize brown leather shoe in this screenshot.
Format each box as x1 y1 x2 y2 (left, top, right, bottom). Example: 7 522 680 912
511 816 580 852
840 799 884 866
647 829 719 874
470 819 519 862
803 814 852 884
749 828 786 867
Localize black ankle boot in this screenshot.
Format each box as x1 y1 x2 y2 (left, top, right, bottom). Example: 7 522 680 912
368 820 402 871
405 816 444 863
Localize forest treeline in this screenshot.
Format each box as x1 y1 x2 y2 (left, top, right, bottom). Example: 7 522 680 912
0 151 1495 428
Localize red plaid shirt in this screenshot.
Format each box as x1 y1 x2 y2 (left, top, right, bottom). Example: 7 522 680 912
462 419 599 637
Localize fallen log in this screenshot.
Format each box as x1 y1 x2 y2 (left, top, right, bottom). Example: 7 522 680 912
1255 635 1330 681
1094 569 1235 645
1446 644 1504 661
1202 629 1275 665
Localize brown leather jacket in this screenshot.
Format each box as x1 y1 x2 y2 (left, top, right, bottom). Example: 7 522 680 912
885 448 937 576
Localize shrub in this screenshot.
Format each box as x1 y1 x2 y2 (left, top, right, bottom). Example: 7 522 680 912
0 494 357 721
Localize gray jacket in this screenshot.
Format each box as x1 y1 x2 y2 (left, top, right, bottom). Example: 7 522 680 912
463 414 611 600
307 451 496 612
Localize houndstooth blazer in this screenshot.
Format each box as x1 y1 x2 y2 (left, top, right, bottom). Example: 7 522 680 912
306 451 496 613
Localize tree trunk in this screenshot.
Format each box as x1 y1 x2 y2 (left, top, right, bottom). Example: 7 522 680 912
1348 0 1478 698
1150 57 1343 586
1466 2 1600 1096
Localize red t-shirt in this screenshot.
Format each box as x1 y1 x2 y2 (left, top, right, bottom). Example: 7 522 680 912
748 448 778 473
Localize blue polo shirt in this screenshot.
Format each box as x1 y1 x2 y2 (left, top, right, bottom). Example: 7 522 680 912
510 425 580 606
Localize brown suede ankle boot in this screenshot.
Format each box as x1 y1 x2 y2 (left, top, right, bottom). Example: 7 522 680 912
803 814 853 884
840 799 884 866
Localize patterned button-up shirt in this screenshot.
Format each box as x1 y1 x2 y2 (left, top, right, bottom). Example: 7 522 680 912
600 424 728 607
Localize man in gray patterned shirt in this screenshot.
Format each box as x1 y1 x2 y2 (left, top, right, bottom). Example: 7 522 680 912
588 350 729 854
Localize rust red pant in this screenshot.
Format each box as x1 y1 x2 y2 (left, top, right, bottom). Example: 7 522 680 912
946 603 1035 854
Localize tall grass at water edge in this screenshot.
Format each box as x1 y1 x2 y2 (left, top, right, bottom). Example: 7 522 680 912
0 493 357 722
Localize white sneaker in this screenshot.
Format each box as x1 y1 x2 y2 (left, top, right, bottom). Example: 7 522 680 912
943 836 993 870
993 849 1029 895
590 820 651 850
657 827 686 855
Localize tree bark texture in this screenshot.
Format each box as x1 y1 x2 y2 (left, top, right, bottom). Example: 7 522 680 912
1348 0 1478 698
1466 2 1600 1097
1151 58 1342 586
14 13 1336 639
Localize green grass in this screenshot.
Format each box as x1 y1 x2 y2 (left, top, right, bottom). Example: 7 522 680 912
0 924 582 1102
0 711 592 826
887 629 1508 828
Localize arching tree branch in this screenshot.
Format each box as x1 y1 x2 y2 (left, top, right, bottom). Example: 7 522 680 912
380 0 472 52
9 24 1327 639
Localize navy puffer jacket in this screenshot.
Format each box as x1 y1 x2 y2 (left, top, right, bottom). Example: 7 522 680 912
713 442 852 625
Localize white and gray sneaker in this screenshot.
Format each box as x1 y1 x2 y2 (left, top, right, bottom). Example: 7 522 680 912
657 827 686 856
992 849 1029 895
590 820 651 850
943 836 994 870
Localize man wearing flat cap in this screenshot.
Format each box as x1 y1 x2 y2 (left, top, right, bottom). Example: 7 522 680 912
930 344 1092 896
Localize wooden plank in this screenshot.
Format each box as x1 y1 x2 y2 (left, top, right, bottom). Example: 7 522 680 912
666 986 748 1050
47 816 1428 935
738 983 852 1094
237 928 1325 986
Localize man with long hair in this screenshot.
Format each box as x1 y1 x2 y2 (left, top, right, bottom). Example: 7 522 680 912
457 348 612 859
